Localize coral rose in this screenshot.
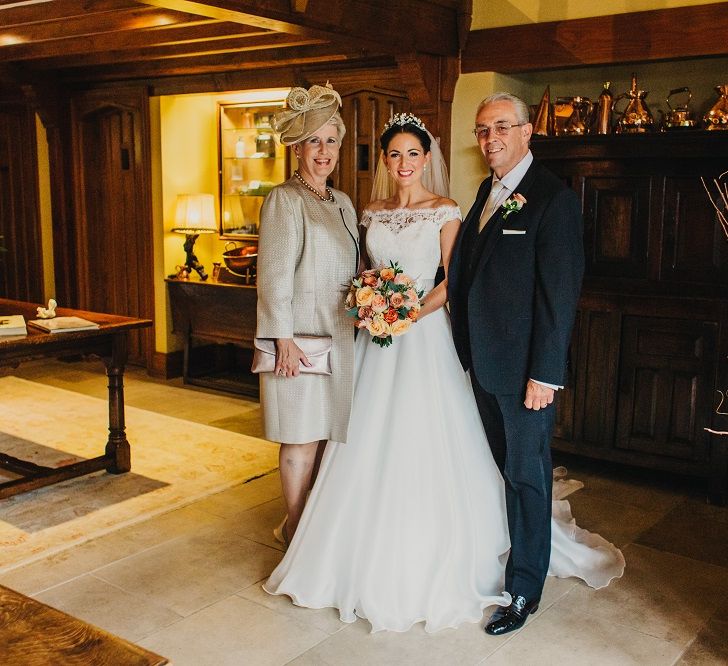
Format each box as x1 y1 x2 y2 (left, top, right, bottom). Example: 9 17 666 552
362 273 379 287
379 267 395 281
389 292 405 309
371 293 387 313
356 286 375 306
407 307 419 321
390 318 412 336
383 308 399 324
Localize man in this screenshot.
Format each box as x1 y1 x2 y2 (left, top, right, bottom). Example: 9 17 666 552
448 92 584 635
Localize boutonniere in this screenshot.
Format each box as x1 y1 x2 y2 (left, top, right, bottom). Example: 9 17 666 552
501 193 527 220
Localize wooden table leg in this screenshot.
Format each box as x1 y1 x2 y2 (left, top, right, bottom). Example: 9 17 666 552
104 332 130 474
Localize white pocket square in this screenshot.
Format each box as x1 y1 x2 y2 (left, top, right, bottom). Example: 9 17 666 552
502 229 526 235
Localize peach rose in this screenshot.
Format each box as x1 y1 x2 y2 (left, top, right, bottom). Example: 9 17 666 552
379 267 395 281
371 293 387 313
390 318 412 336
405 288 419 306
389 292 405 309
345 289 356 309
407 307 419 322
367 316 390 337
356 286 375 306
394 273 412 286
358 305 373 320
383 308 399 324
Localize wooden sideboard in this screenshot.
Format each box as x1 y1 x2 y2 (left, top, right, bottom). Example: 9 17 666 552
166 278 258 397
532 131 728 504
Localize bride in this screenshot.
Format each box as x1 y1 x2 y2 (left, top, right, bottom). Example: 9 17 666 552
264 113 624 634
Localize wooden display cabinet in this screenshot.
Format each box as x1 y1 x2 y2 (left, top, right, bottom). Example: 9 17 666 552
218 101 289 239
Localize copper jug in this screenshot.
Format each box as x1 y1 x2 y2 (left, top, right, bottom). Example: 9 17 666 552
704 84 728 130
563 96 594 135
594 82 613 135
612 74 654 133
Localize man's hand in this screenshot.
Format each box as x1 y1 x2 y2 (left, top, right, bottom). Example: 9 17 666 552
274 338 312 377
524 379 554 411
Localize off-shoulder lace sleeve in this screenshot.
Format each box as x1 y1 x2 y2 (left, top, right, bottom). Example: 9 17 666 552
360 209 374 228
432 205 462 229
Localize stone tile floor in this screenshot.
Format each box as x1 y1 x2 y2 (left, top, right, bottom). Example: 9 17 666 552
1 360 726 665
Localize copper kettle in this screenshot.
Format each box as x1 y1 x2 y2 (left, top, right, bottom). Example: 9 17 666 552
613 74 654 133
704 84 728 130
659 87 697 130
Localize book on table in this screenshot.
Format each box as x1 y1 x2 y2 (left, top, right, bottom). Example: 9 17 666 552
28 316 100 333
0 315 27 336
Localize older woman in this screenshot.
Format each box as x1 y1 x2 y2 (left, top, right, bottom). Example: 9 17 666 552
256 84 359 543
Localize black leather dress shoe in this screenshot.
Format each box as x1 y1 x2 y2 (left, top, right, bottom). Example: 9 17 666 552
484 595 539 636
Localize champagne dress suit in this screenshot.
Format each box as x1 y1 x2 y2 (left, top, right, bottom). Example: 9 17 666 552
448 159 585 602
256 177 360 444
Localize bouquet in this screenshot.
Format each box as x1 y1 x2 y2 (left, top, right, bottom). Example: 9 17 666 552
345 262 423 348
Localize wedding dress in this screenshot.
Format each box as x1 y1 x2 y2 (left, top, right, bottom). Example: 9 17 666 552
264 205 624 633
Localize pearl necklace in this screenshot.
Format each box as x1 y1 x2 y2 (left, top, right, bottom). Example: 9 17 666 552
294 170 334 202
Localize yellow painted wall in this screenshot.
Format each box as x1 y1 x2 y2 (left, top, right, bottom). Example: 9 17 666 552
451 0 728 211
152 88 289 354
472 0 726 29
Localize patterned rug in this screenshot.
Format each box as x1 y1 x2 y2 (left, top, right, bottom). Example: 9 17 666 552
0 377 278 572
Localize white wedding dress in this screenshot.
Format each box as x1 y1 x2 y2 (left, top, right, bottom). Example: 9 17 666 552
264 205 624 633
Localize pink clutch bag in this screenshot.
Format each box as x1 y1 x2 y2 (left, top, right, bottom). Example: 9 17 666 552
251 336 332 375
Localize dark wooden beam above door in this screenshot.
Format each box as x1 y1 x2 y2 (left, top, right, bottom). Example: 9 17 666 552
462 3 728 73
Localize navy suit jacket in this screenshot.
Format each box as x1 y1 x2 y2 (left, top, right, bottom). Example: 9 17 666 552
448 160 584 395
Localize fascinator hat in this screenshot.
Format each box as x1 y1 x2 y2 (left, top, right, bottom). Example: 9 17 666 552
273 83 343 145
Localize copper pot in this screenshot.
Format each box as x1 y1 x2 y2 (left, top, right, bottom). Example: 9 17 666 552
222 241 257 276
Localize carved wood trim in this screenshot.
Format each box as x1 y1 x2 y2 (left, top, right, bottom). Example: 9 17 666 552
463 3 728 73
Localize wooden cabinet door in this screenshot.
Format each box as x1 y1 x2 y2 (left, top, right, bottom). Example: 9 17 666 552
617 315 717 462
572 309 622 450
583 176 652 279
661 175 728 286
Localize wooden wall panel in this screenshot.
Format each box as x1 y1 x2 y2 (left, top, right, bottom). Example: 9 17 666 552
0 103 43 303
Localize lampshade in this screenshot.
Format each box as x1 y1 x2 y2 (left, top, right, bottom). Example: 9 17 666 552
171 193 217 234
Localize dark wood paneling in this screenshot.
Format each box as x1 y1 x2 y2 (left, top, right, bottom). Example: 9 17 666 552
462 3 728 73
0 102 43 302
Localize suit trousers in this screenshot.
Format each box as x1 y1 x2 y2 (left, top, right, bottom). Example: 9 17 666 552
471 374 554 602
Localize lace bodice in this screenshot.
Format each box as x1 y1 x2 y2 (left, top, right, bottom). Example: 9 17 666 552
361 205 461 288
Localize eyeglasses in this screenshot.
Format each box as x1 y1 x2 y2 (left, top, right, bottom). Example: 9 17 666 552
473 123 526 140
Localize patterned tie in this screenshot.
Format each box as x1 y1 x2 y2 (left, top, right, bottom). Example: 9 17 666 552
478 180 508 233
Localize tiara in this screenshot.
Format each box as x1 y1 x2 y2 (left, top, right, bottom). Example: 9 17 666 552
383 112 426 133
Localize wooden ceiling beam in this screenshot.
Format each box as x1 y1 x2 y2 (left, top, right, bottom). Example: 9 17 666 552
1 22 271 61
462 3 728 73
0 0 139 26
0 6 203 46
30 32 326 68
137 0 460 56
54 42 368 81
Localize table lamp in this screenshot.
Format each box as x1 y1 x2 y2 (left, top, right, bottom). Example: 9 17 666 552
171 193 217 280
